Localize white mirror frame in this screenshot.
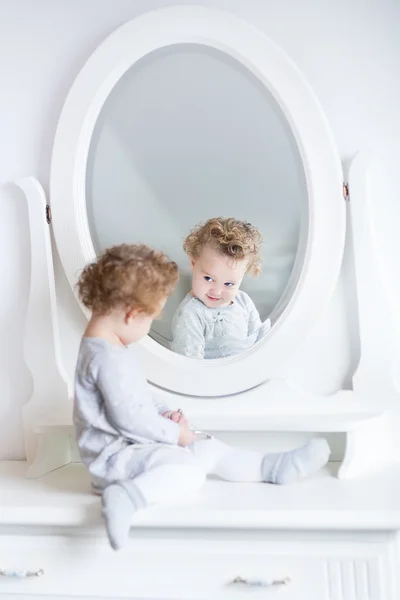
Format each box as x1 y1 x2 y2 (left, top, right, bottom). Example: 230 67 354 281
50 6 345 397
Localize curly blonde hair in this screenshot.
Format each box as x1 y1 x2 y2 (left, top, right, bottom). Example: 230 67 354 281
183 217 263 277
77 244 179 315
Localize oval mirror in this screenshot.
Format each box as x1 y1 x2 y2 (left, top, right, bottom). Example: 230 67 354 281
86 43 308 356
50 7 345 395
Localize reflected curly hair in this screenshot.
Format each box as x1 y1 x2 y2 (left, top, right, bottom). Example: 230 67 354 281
77 244 179 315
184 217 263 277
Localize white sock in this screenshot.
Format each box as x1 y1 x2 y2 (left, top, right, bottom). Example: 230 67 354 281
102 482 146 550
262 438 331 485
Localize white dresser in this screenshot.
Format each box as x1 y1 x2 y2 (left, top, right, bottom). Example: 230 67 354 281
1 461 399 599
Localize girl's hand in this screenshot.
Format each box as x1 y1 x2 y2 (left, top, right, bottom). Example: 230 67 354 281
162 410 188 426
178 423 196 447
170 410 188 426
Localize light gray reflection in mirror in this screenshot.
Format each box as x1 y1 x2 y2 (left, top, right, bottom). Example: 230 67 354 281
86 44 308 357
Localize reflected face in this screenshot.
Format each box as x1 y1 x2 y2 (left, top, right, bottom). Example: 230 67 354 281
191 247 248 309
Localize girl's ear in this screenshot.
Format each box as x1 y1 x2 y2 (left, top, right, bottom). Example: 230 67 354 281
125 307 141 325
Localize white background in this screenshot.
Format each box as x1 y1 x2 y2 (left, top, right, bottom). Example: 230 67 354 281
0 0 399 459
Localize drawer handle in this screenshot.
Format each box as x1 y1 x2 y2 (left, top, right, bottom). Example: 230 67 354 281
0 568 44 578
231 576 291 588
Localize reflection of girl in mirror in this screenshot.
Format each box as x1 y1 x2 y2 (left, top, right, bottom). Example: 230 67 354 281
171 217 271 359
74 244 331 551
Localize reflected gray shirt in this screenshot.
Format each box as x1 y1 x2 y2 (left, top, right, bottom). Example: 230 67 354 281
171 291 271 359
74 338 179 484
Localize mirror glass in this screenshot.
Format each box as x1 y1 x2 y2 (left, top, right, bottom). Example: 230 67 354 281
86 44 308 358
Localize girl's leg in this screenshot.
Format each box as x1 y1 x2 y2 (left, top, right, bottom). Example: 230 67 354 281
190 436 264 482
190 437 331 484
103 447 205 550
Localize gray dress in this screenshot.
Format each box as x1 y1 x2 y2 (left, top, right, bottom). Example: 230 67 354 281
74 338 180 491
171 290 271 359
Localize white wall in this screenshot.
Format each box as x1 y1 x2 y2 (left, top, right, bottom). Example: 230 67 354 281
0 0 399 459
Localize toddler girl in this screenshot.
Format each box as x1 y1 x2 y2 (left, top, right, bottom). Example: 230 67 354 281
171 217 271 359
74 244 330 551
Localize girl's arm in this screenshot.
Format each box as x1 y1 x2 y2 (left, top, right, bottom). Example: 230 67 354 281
95 354 180 445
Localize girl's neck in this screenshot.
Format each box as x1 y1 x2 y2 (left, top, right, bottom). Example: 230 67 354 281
84 314 125 347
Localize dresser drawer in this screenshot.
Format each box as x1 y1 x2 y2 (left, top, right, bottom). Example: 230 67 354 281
0 533 395 599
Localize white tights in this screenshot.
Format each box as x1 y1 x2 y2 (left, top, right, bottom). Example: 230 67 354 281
102 436 330 549
123 437 264 506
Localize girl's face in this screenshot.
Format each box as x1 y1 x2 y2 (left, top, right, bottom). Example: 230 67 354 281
190 246 248 309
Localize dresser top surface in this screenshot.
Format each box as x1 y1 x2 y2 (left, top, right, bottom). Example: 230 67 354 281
1 461 400 531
